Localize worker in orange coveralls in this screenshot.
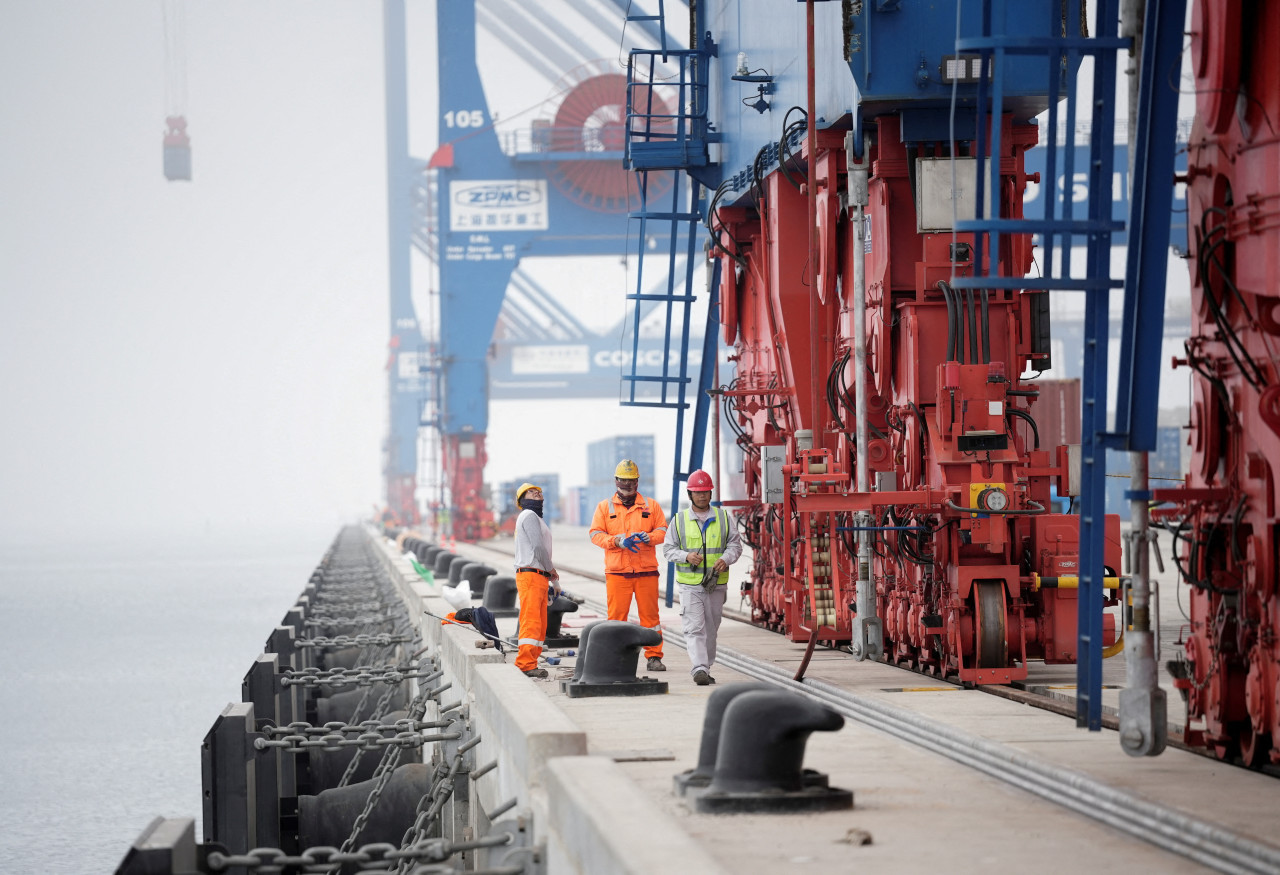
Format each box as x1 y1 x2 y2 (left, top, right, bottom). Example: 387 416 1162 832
513 482 559 678
589 459 669 671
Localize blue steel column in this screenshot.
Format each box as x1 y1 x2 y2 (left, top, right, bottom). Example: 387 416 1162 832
1076 0 1122 731
383 0 421 519
1114 0 1185 447
1113 0 1184 757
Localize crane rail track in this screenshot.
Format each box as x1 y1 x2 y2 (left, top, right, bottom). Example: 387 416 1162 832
464 540 1280 874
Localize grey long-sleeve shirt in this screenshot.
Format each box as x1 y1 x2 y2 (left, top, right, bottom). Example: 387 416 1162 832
662 506 742 565
513 508 555 574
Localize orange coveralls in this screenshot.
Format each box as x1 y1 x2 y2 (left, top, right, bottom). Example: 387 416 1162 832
589 493 668 659
514 569 549 672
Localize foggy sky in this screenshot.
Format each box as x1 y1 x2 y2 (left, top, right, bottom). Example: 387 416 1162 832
1 2 1193 547
0 1 691 545
1 3 401 543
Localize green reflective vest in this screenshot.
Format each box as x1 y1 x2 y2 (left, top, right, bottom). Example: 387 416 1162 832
674 509 730 586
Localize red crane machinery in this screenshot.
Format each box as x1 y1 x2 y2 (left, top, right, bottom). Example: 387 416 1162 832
1158 0 1280 766
718 114 1120 685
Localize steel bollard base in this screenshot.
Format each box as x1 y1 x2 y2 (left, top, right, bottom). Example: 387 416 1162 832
561 677 668 698
694 784 853 814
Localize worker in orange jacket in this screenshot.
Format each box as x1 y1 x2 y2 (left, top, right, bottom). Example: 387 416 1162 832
589 459 668 671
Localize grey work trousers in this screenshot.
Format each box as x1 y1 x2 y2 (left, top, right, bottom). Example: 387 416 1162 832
678 584 727 675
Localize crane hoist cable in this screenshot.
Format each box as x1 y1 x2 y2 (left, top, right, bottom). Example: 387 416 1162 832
161 0 191 181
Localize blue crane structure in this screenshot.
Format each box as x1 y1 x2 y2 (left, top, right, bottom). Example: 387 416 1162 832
380 0 697 537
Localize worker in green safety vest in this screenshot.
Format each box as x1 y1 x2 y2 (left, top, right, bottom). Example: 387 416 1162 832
662 469 742 685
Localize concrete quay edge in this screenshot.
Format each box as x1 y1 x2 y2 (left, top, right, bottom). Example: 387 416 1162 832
372 529 717 872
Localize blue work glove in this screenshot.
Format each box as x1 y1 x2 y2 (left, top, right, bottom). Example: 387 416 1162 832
621 534 640 553
634 531 650 544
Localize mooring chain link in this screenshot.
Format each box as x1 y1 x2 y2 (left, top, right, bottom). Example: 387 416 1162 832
345 684 378 734
311 593 385 608
280 666 441 689
254 730 460 755
338 678 402 787
328 729 408 874
205 833 517 873
260 718 452 739
308 600 384 614
394 757 461 874
306 613 389 627
282 663 406 682
296 634 414 649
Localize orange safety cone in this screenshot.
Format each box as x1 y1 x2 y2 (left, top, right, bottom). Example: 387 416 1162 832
448 535 456 552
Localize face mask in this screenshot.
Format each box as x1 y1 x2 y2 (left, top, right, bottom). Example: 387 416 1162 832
519 497 544 517
615 479 638 506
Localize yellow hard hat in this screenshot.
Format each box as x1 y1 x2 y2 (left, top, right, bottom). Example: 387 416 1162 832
614 459 640 479
515 482 541 501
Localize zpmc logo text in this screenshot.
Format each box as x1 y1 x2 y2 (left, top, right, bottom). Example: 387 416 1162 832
455 184 544 208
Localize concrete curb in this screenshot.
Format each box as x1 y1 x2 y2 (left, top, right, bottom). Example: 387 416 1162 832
544 756 729 875
473 663 587 781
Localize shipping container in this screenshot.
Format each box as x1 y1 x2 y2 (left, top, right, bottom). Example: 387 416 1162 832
1027 379 1082 450
587 435 656 499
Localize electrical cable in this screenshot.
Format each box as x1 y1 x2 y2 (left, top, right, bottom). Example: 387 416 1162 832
965 287 980 365
1007 408 1040 449
1197 211 1268 389
980 289 991 364
937 280 958 362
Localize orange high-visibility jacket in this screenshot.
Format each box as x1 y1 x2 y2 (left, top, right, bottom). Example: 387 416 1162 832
589 493 668 574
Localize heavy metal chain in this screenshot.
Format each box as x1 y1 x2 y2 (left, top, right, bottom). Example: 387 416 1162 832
261 718 452 739
394 760 458 874
254 730 455 754
205 834 517 873
345 684 377 730
308 600 384 614
327 664 458 868
394 733 483 874
339 680 402 787
328 729 407 874
295 633 414 649
281 665 441 689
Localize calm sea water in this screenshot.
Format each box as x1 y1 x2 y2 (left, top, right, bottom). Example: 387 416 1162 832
0 529 335 872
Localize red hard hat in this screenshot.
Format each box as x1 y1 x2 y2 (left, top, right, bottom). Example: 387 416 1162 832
687 469 714 491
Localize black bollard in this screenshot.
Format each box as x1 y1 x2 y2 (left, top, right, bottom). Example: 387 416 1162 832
695 689 853 813
447 556 470 585
462 562 497 595
561 620 667 698
673 683 773 796
481 575 519 618
545 594 580 647
432 551 456 577
566 621 601 686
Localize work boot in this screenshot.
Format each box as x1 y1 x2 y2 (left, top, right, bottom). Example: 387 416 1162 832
646 657 666 672
692 669 713 686
522 668 549 679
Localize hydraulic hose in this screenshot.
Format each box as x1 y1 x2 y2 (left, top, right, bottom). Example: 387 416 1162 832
980 289 991 364
1007 408 1040 449
962 289 972 363
937 280 958 362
